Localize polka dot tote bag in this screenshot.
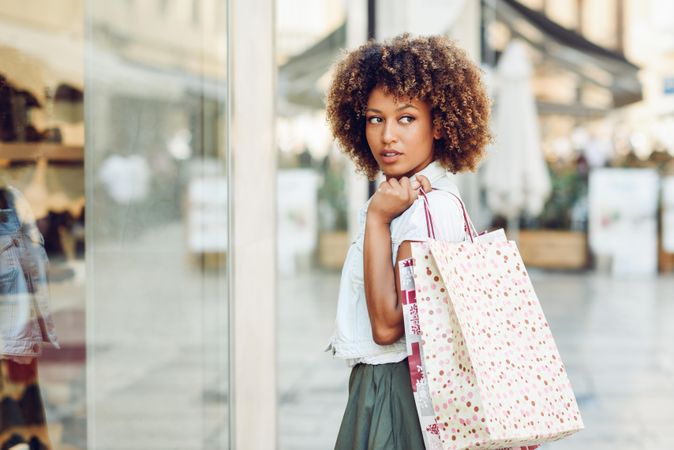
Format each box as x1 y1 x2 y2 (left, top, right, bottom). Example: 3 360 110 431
407 190 584 449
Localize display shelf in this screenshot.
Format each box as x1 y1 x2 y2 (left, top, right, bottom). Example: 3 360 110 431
0 142 84 162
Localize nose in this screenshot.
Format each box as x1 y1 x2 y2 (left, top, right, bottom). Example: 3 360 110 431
382 120 397 144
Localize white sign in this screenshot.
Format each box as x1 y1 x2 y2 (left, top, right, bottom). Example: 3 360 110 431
187 177 228 252
277 169 319 275
663 176 674 252
589 169 659 276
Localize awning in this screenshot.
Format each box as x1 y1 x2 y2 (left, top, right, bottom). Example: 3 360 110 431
484 0 642 110
278 23 346 113
279 4 475 113
280 2 643 114
0 19 224 101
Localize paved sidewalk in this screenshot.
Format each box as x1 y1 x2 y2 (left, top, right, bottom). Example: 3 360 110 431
278 269 674 450
38 224 229 450
33 220 674 450
278 270 349 450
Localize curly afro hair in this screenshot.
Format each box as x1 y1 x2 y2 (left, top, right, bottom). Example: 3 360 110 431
326 33 492 180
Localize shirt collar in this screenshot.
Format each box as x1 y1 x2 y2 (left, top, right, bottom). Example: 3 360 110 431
414 160 447 186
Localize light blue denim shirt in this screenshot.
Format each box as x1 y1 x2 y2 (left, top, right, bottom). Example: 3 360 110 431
0 186 59 356
327 161 467 365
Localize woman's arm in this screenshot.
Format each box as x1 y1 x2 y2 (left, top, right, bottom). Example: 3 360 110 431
364 176 430 345
363 215 402 345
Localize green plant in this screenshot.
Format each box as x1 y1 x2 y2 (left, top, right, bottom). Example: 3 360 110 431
535 165 587 230
317 162 348 231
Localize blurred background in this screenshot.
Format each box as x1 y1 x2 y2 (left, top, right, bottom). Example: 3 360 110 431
0 0 673 449
277 1 674 449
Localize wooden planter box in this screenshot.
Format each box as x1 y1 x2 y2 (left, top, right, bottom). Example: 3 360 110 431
659 206 674 272
318 231 350 269
659 240 674 273
517 230 588 270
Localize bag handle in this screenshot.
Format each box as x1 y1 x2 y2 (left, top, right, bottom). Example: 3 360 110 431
418 189 437 240
418 188 478 243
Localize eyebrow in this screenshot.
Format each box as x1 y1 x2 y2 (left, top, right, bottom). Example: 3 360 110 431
365 104 419 113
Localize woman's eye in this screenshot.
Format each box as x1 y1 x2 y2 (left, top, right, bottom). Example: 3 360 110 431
400 115 415 124
367 116 382 124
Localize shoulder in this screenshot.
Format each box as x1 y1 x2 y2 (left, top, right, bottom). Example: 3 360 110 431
424 190 465 226
7 186 42 240
391 190 463 241
426 189 464 216
392 190 465 242
6 186 30 218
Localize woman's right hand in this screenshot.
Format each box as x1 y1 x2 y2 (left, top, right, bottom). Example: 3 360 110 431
3 355 34 364
367 175 431 224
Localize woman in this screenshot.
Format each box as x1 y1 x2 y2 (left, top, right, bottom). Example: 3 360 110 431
325 34 491 449
1 184 59 450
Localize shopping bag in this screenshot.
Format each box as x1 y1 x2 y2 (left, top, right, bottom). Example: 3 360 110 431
401 230 531 450
409 191 583 449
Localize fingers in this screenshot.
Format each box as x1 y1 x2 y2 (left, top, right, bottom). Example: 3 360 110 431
380 177 405 194
7 356 33 364
378 175 430 200
399 177 421 202
416 174 432 193
398 176 410 192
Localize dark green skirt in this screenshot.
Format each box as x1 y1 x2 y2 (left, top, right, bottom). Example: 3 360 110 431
334 358 425 450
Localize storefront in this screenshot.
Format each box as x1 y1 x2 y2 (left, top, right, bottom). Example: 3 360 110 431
479 0 674 275
0 0 275 448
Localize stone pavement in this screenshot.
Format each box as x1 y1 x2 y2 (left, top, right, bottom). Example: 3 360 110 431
36 223 230 450
278 269 674 450
31 221 674 450
278 269 348 450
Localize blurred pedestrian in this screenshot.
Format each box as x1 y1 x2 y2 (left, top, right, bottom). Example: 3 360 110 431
1 183 59 450
325 34 491 449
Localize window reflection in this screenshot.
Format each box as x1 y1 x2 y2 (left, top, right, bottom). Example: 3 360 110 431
86 0 230 448
1 184 59 450
1 3 87 448
2 1 230 448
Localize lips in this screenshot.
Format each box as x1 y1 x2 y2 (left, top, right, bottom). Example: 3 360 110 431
380 149 402 164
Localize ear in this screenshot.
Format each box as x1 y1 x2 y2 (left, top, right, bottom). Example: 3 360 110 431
432 124 442 140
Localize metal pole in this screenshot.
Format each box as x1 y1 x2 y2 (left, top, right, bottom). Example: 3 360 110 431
368 0 378 196
367 0 376 40
616 0 625 53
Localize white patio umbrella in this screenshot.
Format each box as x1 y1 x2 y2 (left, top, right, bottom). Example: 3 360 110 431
482 39 551 238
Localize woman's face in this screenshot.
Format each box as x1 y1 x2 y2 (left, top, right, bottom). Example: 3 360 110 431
365 86 439 179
